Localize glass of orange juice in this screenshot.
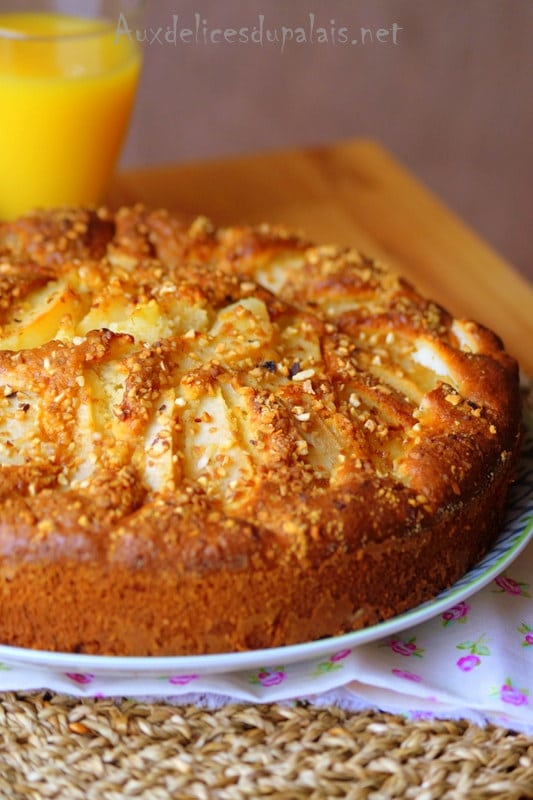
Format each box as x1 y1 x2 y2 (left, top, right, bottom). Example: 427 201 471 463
0 0 143 219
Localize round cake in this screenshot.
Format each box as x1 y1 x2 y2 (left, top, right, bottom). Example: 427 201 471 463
0 206 522 655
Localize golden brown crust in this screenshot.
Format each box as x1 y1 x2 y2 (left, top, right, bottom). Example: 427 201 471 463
0 206 522 655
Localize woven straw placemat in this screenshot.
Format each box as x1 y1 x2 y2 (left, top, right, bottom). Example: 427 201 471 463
0 693 531 799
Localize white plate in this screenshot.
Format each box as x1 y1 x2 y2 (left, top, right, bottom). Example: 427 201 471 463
1 430 532 678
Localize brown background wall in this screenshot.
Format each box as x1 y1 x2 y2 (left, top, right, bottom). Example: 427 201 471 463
121 0 533 281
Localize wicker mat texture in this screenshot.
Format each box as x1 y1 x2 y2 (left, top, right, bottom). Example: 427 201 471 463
0 693 531 799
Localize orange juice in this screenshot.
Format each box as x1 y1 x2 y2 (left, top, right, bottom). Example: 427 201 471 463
0 12 141 219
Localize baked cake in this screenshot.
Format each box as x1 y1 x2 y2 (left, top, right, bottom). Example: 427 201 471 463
0 206 522 656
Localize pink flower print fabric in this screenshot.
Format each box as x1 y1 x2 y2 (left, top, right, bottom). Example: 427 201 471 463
65 673 94 685
493 575 531 597
441 601 470 626
250 667 286 687
456 654 480 671
456 635 490 671
518 623 533 647
312 649 352 677
495 678 530 707
383 637 424 657
391 668 422 683
168 674 199 686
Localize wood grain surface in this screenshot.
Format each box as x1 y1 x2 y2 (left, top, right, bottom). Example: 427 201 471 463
110 139 533 375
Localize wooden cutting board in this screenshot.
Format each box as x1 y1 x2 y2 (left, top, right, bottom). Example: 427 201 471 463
110 139 533 375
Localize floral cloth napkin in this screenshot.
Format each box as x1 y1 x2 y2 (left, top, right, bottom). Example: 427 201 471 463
0 430 532 734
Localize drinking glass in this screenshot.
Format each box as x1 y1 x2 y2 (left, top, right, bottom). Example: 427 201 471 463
0 0 143 219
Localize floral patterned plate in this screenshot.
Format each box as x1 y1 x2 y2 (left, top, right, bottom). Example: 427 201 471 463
1 431 532 679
